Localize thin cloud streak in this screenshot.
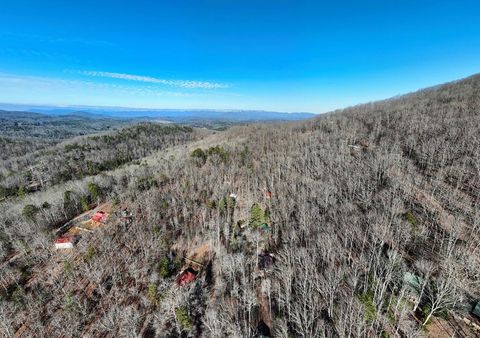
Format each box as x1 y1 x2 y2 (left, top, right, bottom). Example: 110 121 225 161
77 70 230 89
0 73 198 98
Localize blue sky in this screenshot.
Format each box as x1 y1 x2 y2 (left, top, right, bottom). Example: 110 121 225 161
0 0 479 113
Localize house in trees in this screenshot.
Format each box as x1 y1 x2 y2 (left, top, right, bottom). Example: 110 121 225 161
54 235 79 249
77 203 112 230
403 272 423 293
53 203 113 249
91 210 108 223
175 243 211 286
259 223 271 231
473 302 480 318
176 267 198 286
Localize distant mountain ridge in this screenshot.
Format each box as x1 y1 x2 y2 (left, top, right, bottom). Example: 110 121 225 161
0 103 315 122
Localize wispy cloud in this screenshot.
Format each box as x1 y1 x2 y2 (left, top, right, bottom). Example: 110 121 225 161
77 70 230 89
0 73 198 99
0 72 242 111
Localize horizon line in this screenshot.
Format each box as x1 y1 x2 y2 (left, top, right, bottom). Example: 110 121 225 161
0 102 317 115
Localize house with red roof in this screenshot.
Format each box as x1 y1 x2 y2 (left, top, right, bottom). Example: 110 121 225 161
54 235 79 249
176 267 198 286
91 211 107 223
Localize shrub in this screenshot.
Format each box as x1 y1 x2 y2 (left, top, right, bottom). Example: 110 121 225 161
80 196 89 211
63 190 75 212
218 198 227 213
239 145 250 165
10 286 26 309
191 148 207 166
206 200 216 209
161 199 169 210
404 211 417 227
358 291 376 323
207 145 229 164
84 246 95 262
226 195 236 209
173 256 183 272
63 291 79 317
420 304 433 327
63 260 73 275
17 186 26 198
87 182 101 202
158 257 171 278
152 225 161 238
175 306 192 331
249 203 268 228
22 204 39 222
112 196 120 207
136 176 158 191
19 265 31 279
218 196 236 214
147 283 159 306
0 185 7 199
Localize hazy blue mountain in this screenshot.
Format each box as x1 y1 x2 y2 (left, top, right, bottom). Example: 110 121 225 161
0 103 315 122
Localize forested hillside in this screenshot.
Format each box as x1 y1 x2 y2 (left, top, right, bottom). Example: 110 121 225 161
0 111 132 140
1 75 480 337
0 110 135 163
0 123 199 200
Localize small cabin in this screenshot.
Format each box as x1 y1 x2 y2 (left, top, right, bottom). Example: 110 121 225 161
176 267 198 286
54 236 79 249
91 211 107 223
403 272 423 294
473 302 480 318
259 223 271 231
